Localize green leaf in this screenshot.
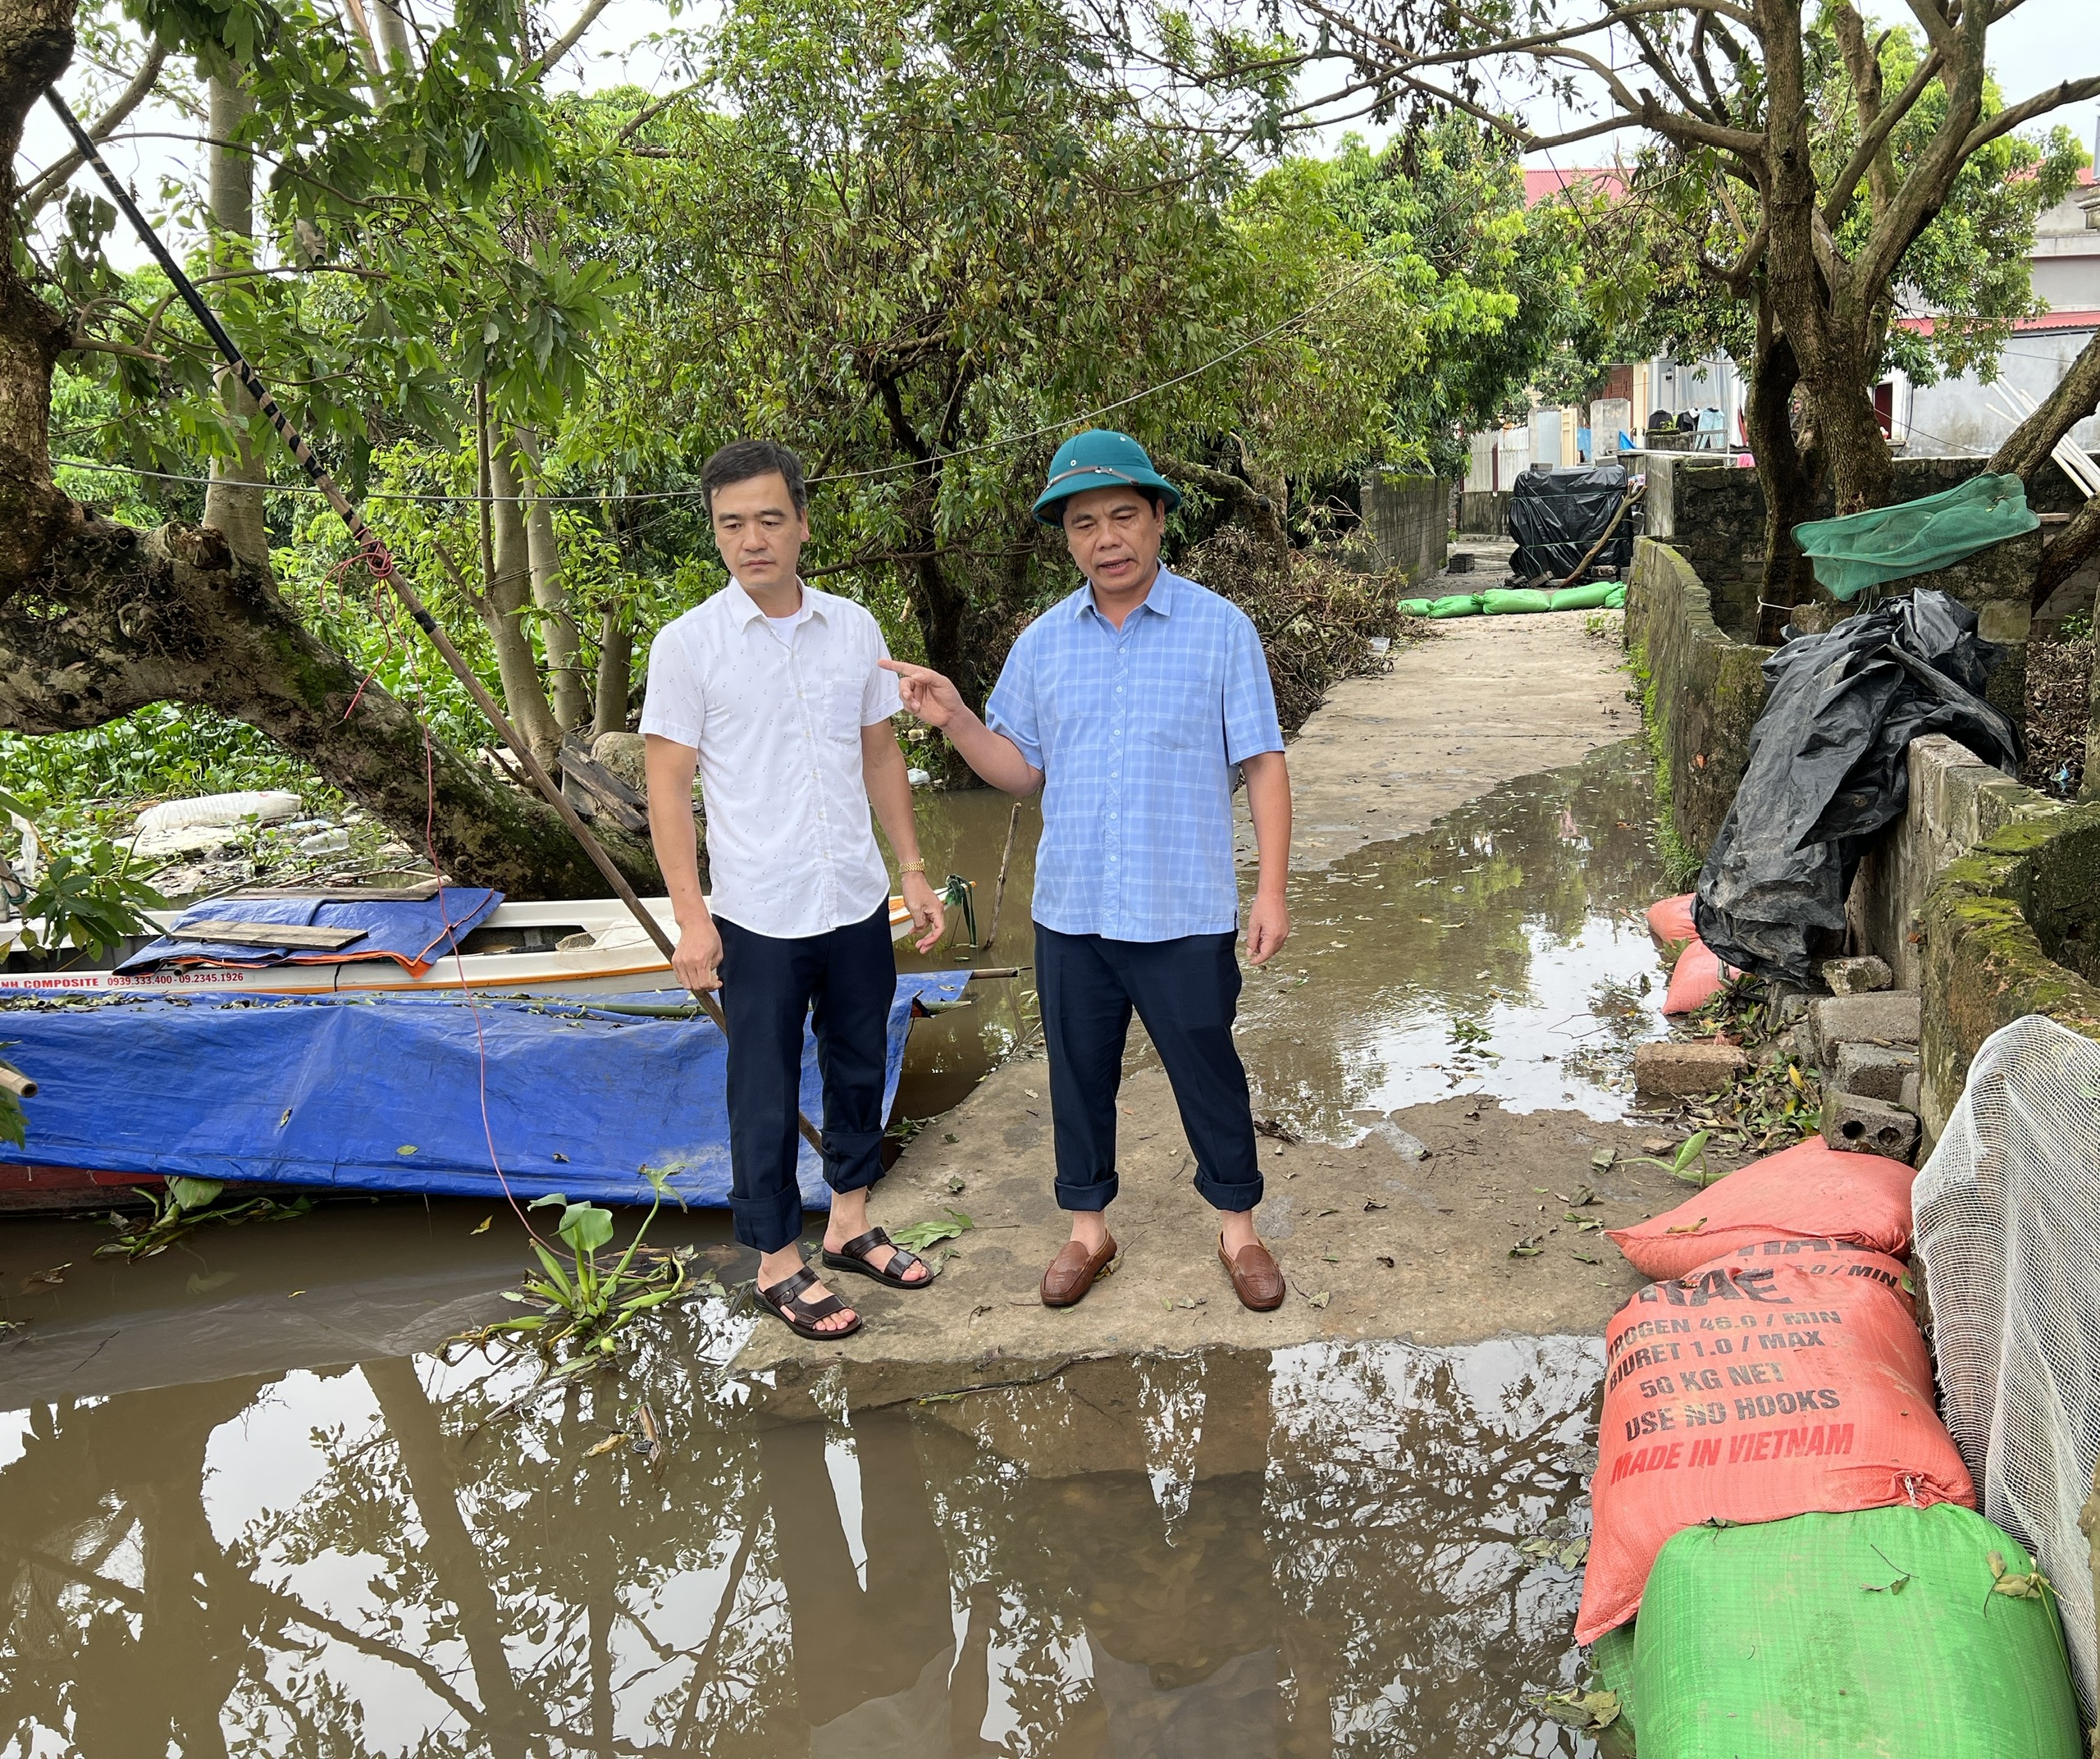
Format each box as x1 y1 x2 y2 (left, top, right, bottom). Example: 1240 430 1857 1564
167 1176 226 1213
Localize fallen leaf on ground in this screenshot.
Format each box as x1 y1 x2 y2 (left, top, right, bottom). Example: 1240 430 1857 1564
1589 1149 1615 1171
1023 1090 1039 1099
1573 1250 1601 1265
1363 1199 1387 1212
395 1144 418 1157
1509 1236 1545 1259
1641 1137 1673 1154
1304 1291 1331 1309
1665 1218 1708 1234
946 1176 966 1195
1322 1251 1340 1263
471 1217 492 1235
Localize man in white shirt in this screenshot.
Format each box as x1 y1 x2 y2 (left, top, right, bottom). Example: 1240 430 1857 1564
641 441 946 1341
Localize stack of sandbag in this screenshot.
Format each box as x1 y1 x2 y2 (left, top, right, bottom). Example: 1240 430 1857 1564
1645 892 1737 1017
1577 1138 2084 1754
1396 582 1626 619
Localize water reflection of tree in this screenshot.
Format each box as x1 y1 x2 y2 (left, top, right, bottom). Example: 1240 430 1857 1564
0 1320 1601 1757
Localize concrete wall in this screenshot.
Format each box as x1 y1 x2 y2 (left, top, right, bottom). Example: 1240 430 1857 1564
1360 472 1454 585
1901 328 2100 459
1624 537 1774 861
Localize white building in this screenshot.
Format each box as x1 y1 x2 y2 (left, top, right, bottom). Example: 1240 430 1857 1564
1897 167 2100 459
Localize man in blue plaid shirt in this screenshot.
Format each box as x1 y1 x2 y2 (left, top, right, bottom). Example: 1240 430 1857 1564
883 431 1294 1314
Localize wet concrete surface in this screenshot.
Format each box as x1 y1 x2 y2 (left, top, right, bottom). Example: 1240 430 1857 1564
0 600 1669 1752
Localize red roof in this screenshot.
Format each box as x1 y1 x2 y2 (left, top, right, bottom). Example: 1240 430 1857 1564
1522 167 1628 208
1897 308 2100 336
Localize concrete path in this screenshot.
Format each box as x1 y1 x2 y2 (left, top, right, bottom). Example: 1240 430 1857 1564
738 579 1677 1397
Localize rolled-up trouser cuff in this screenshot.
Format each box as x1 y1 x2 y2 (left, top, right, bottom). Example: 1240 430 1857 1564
732 1186 806 1257
1194 1167 1263 1214
1054 1170 1121 1213
824 1128 886 1195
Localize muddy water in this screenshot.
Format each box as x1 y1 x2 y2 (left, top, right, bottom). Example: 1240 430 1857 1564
0 747 1673 1752
0 1304 1608 1755
893 739 1672 1140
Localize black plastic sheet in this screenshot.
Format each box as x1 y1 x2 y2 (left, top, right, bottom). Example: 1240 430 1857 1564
1694 591 2020 986
1507 464 1637 585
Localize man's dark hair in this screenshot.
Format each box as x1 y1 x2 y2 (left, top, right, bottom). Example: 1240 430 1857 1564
701 439 807 514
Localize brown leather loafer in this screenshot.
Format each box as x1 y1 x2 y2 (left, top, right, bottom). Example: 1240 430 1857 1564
1041 1233 1118 1308
1219 1236 1285 1311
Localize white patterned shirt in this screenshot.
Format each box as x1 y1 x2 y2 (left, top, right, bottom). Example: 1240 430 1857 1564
640 580 901 939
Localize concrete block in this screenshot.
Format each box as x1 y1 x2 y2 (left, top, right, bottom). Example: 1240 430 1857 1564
1635 1039 1748 1100
1833 1042 1920 1105
1820 955 1892 996
1823 1092 1921 1163
1808 991 1922 1065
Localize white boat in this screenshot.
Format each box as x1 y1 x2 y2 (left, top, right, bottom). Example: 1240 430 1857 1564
0 894 917 1000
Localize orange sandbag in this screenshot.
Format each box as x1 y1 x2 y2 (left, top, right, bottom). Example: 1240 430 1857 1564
1662 938 1736 1014
1646 893 1698 947
1576 1239 1975 1642
1607 1139 1919 1280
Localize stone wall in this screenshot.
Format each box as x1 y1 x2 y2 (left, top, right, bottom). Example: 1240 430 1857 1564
1917 794 2100 1143
1639 451 2097 729
1623 537 1774 861
1360 473 1454 585
1456 490 1509 536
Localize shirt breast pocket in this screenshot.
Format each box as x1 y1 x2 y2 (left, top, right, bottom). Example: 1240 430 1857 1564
1139 674 1222 754
817 660 874 738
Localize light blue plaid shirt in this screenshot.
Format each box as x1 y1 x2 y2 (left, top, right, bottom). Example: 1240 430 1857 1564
985 567 1285 942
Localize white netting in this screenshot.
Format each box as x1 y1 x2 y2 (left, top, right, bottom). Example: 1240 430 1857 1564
1914 1012 2100 1715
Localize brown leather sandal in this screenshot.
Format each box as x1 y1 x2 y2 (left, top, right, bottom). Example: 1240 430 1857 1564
755 1264 864 1340
822 1226 934 1289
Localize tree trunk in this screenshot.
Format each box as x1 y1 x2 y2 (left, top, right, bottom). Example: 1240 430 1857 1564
199 70 269 569
513 425 587 733
0 0 78 593
371 0 412 81
484 427 561 766
0 516 660 898
1745 326 1823 641
591 601 630 737
2035 500 2100 609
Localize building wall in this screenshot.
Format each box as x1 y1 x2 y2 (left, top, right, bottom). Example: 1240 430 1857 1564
1902 327 2100 459
1358 472 1454 584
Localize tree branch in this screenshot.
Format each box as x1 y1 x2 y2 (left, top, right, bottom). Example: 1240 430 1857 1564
23 40 170 214
522 0 615 80
1957 74 2100 162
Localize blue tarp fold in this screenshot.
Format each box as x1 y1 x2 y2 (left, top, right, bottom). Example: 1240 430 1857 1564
0 972 969 1207
119 888 504 972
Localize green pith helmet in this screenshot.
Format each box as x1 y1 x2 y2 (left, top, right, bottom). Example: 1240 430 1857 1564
1031 429 1183 526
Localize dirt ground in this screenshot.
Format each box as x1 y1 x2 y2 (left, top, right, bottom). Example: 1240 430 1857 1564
740 568 1668 1386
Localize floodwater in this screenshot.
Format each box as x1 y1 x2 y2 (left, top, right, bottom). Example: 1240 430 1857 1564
0 742 1673 1754
893 738 1673 1140
0 1292 1607 1755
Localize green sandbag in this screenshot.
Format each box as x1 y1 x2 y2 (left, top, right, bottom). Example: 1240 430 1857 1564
1604 583 1627 608
1633 1505 2082 1758
1481 587 1554 615
1398 597 1436 617
1792 472 2038 602
1589 1623 1637 1736
1426 594 1484 619
1550 580 1615 611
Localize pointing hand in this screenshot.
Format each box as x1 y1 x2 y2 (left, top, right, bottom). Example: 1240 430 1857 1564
879 658 969 730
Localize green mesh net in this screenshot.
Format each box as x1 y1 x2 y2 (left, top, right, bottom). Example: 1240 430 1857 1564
1792 472 2038 602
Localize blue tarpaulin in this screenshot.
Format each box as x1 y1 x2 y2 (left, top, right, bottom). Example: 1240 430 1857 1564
0 971 970 1207
119 888 504 972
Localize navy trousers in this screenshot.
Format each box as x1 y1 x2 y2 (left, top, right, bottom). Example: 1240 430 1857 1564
717 902 894 1254
1035 924 1263 1215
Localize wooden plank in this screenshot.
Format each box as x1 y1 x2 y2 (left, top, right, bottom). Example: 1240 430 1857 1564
559 736 650 834
168 920 371 951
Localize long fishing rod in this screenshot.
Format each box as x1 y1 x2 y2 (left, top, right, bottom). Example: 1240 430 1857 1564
43 88 826 1154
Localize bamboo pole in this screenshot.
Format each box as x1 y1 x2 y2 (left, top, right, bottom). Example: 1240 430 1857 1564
44 92 829 1154
982 802 1021 957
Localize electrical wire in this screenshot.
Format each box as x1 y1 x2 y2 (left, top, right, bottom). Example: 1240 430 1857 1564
48 265 1379 507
